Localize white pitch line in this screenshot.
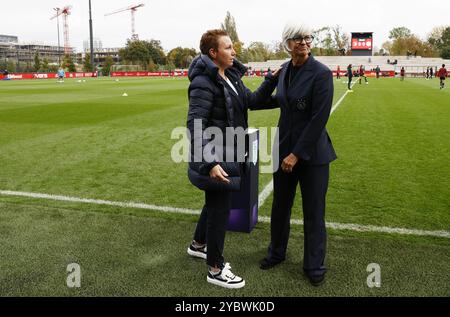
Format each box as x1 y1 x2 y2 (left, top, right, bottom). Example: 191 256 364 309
331 80 357 114
1 189 449 239
0 190 200 216
258 180 274 208
258 80 356 208
258 216 450 239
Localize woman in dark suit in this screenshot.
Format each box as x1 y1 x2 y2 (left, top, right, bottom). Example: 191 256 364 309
259 23 337 287
186 29 278 289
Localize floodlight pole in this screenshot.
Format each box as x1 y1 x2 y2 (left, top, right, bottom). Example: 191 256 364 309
54 7 61 66
89 0 95 71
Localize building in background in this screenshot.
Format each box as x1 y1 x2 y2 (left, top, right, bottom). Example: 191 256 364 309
76 48 121 67
0 34 74 70
83 38 103 52
0 34 18 43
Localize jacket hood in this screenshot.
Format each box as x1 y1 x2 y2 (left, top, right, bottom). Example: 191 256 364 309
188 54 248 82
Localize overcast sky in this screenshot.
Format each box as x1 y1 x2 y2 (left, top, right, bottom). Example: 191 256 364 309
1 0 448 52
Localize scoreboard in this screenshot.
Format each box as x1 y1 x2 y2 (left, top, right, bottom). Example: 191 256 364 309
351 32 373 56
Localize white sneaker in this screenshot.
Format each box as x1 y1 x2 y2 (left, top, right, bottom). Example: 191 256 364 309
187 242 207 260
207 263 245 289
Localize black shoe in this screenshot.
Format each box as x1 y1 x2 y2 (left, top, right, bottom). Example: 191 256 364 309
259 258 283 270
187 241 207 260
307 274 325 287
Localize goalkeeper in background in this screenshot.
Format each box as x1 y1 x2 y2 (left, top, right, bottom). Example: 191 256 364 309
57 67 65 83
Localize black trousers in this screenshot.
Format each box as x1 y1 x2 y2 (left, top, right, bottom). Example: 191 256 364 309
267 163 329 277
193 190 231 268
347 76 352 89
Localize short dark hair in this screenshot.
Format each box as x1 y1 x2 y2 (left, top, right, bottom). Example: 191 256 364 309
200 29 229 57
443 64 445 68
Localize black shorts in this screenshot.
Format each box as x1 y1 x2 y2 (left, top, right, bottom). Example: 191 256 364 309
440 77 445 80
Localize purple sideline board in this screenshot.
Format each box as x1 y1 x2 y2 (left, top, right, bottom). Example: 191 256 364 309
228 129 259 233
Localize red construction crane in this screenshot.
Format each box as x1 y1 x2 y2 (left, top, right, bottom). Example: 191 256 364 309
105 3 145 40
50 6 72 55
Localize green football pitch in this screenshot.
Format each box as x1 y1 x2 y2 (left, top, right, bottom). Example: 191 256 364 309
0 76 449 296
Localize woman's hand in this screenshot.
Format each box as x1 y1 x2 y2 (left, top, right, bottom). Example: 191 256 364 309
272 67 283 77
209 164 230 184
281 153 299 173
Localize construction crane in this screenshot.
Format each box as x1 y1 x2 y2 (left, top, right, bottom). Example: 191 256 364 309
50 6 72 55
105 3 145 40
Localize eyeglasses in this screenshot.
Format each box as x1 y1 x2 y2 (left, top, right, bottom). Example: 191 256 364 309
290 35 314 44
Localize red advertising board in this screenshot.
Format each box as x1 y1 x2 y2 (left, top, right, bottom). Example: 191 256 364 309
0 71 187 80
110 71 187 77
332 70 395 77
0 72 98 80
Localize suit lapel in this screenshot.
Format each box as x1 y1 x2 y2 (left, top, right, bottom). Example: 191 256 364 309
278 63 290 107
285 56 315 100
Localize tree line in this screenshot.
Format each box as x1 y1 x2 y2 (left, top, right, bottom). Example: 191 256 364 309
116 12 449 72
381 26 450 58
2 12 448 74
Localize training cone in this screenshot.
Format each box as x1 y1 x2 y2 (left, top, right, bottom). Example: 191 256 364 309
122 93 128 97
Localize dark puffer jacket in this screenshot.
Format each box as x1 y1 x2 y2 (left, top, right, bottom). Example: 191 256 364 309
187 54 277 191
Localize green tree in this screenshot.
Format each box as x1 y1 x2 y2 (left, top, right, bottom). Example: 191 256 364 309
442 27 450 46
34 51 41 72
41 58 49 72
102 56 114 76
311 26 337 56
332 25 350 55
244 42 271 62
7 60 16 73
63 54 76 72
168 47 197 68
390 35 437 57
381 41 393 55
310 26 350 56
147 59 157 72
389 27 412 40
119 39 150 68
221 11 244 60
166 60 175 72
322 31 335 56
427 26 447 51
221 11 240 43
145 39 166 65
233 40 244 60
119 39 167 69
269 42 289 60
48 64 59 72
312 27 329 52
441 46 450 59
83 53 92 72
439 27 450 59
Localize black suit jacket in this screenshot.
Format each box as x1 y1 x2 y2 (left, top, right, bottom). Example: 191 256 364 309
250 55 337 166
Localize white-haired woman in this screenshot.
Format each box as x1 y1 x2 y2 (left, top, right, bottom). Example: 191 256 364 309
259 23 337 287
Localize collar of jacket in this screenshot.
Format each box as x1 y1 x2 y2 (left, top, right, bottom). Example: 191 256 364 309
188 54 247 82
279 54 316 81
293 54 315 71
277 55 316 107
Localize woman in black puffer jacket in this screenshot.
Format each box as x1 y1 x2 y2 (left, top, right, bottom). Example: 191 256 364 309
186 29 279 289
